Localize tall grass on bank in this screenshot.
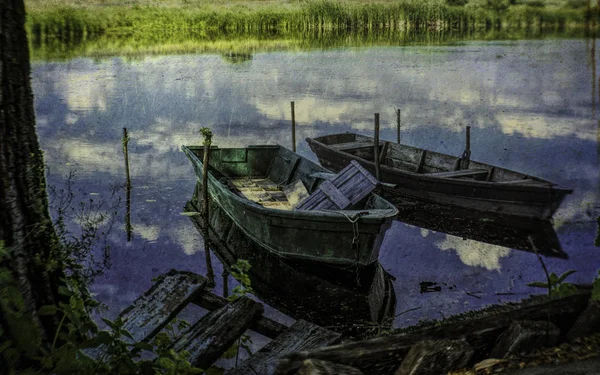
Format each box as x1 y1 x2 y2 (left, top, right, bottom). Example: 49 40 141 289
26 0 596 44
29 25 589 62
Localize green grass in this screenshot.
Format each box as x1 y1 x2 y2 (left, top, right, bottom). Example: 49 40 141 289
25 0 598 60
26 0 594 38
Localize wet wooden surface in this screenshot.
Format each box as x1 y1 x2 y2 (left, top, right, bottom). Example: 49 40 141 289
275 292 591 375
230 319 342 375
85 270 207 359
172 296 264 369
192 289 287 339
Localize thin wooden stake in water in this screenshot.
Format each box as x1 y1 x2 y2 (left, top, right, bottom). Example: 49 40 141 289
466 125 471 155
374 113 381 180
291 101 296 152
200 128 215 285
122 128 132 242
222 270 229 298
461 125 472 170
396 108 401 144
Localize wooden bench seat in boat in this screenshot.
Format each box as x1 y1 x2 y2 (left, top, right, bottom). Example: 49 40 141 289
227 177 293 210
496 179 554 186
424 169 489 179
331 141 374 151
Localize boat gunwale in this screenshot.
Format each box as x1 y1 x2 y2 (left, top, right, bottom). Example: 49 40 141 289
181 145 399 222
307 134 573 195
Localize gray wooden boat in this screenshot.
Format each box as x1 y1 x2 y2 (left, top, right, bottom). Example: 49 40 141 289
182 144 398 267
306 133 572 220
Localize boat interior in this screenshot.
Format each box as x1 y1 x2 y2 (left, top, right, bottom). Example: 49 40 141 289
315 133 555 185
186 145 392 211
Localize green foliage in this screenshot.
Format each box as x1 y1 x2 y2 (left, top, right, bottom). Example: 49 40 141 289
0 181 205 374
25 0 595 57
200 127 213 147
222 259 254 368
447 0 469 5
592 270 600 302
228 259 253 301
528 269 578 299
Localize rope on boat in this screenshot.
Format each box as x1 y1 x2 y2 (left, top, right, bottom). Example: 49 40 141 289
324 210 371 286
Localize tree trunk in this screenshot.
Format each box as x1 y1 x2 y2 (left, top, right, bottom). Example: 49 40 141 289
0 0 64 361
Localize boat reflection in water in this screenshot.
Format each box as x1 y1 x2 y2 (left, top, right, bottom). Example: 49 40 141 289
391 199 566 259
185 182 397 338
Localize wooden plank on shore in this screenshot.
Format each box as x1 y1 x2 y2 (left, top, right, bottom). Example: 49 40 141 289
85 270 207 359
192 291 287 339
172 296 264 369
274 292 591 375
230 319 341 375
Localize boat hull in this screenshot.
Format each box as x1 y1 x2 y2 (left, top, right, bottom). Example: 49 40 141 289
183 145 397 267
185 189 396 336
307 136 571 220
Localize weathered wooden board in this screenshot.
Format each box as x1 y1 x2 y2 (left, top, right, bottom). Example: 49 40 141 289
85 270 207 359
229 319 342 375
426 169 489 178
318 180 351 208
192 290 287 339
332 141 374 151
172 296 264 369
497 179 553 186
274 292 591 375
296 160 379 211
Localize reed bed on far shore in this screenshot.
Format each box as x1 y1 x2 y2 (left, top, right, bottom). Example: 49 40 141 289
26 0 596 44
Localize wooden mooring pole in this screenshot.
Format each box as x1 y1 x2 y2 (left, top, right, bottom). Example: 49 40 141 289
466 125 471 155
291 101 296 152
396 108 401 144
222 270 229 298
374 113 381 180
461 125 472 170
122 128 132 242
200 128 215 285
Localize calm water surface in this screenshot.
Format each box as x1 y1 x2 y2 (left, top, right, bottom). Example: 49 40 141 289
31 39 600 334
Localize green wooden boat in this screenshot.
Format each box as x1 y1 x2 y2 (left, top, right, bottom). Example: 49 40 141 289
185 181 397 337
182 144 398 267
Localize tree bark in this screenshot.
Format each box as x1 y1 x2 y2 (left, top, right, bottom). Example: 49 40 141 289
1 0 64 358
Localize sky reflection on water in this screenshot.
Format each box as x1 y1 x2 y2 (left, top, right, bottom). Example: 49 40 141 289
32 39 600 329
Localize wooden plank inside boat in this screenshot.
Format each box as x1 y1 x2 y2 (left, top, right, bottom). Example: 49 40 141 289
425 169 489 179
230 319 342 375
227 177 293 210
332 141 374 151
